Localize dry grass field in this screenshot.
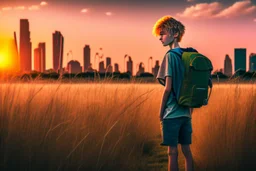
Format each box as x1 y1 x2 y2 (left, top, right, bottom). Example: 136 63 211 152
0 82 255 171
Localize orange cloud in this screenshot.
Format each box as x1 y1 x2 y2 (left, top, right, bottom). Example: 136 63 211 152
40 1 48 6
14 6 25 10
2 7 12 11
81 8 88 13
177 0 256 19
28 5 40 11
106 12 113 16
177 2 222 18
215 0 256 18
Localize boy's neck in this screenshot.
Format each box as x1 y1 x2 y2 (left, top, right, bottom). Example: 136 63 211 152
169 40 180 50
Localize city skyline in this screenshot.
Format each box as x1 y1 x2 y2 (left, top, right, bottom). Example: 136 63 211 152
0 0 256 73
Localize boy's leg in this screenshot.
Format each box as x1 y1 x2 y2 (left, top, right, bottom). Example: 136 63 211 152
167 146 179 171
178 117 193 171
181 145 193 171
160 118 182 171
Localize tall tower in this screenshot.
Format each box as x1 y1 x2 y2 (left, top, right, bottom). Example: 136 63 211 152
83 45 90 72
34 48 40 71
114 63 119 72
224 54 232 76
34 43 46 72
20 19 32 73
53 31 64 73
127 56 133 76
249 53 256 72
13 32 19 72
39 43 46 72
152 60 160 76
106 57 112 72
234 48 246 72
99 61 105 73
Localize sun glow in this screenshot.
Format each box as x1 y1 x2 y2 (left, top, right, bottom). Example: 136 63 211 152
0 37 19 72
0 52 10 68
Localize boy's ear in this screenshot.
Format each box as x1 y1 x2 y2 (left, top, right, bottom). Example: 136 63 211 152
174 32 179 38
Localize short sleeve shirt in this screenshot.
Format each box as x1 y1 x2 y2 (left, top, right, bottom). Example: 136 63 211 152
156 47 191 119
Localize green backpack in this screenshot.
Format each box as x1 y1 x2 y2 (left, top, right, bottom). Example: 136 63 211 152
171 48 213 108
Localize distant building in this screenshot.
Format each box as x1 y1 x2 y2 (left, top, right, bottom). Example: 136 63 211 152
234 48 246 72
106 57 113 72
114 63 119 72
219 68 223 73
34 48 40 71
13 32 19 72
99 61 105 73
127 56 133 75
152 60 160 76
67 60 82 74
53 31 64 73
83 45 90 72
136 62 145 76
249 53 256 72
224 54 232 76
20 19 32 72
34 43 46 72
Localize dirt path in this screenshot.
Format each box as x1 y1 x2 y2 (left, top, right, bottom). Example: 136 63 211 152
145 137 186 171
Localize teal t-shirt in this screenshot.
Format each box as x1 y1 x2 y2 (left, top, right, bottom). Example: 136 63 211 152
156 47 191 119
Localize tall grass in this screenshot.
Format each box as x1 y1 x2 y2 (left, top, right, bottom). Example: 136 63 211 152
0 83 161 171
0 82 255 171
192 84 256 171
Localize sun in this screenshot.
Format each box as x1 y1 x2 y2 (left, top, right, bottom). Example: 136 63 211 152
0 52 9 69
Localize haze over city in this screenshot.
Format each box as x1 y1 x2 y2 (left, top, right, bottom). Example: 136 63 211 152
0 0 256 72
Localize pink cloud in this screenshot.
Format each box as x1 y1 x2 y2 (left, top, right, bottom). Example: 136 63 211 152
254 18 256 22
28 5 40 11
215 0 256 18
40 1 48 6
81 9 88 13
2 7 12 11
177 2 222 18
177 0 256 19
14 6 25 10
106 12 113 16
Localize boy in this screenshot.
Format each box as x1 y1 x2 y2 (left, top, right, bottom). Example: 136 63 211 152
152 16 195 171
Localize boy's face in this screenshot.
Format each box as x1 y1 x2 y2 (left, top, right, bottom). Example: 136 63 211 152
159 28 175 46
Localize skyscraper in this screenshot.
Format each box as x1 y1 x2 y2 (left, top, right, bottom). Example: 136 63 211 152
34 48 40 71
13 32 19 72
152 60 160 76
234 48 246 72
39 43 46 72
99 61 105 73
20 19 32 72
249 53 256 72
136 62 145 76
224 54 232 76
114 63 119 72
83 45 90 72
106 57 112 72
53 31 64 73
127 56 133 75
34 43 46 72
67 60 82 74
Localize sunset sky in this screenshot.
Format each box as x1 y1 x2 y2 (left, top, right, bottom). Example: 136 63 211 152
0 0 256 72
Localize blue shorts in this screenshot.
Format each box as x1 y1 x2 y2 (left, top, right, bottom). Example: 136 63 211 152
160 117 192 147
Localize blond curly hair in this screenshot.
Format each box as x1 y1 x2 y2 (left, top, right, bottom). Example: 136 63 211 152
152 16 185 42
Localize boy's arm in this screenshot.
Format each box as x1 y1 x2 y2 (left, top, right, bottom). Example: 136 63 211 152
190 108 194 115
159 76 172 121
